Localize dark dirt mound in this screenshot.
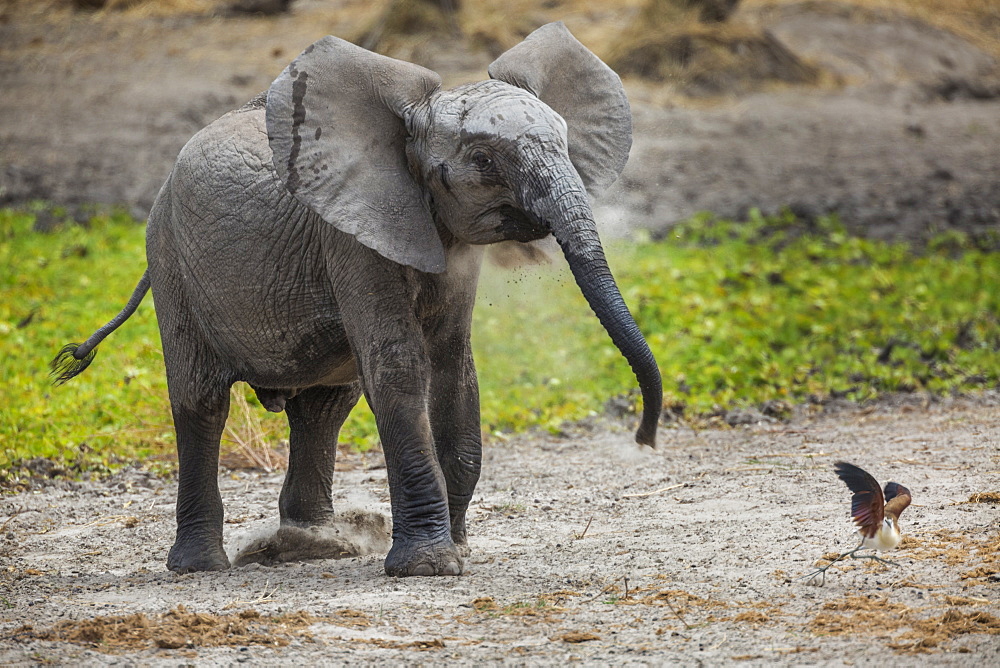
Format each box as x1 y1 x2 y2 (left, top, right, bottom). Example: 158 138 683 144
610 25 818 97
608 0 819 97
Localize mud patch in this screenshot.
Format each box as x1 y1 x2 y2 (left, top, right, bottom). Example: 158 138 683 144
230 508 391 567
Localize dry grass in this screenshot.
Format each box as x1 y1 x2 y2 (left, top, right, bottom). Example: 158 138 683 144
350 0 458 53
960 532 1000 580
6 0 997 47
3 606 345 652
4 0 1000 89
219 383 288 472
805 532 1000 653
350 637 446 650
634 588 729 611
901 529 974 566
898 529 1000 581
966 491 1000 503
809 595 1000 654
1 0 227 18
607 19 819 95
730 610 772 624
468 595 566 619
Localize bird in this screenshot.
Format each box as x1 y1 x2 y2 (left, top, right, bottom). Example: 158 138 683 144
802 461 912 584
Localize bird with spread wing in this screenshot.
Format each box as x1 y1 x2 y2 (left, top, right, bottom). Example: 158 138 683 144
802 461 912 585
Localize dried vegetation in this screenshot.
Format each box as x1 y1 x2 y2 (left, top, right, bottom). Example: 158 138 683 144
6 0 995 95
5 606 370 652
802 530 1000 654
605 0 820 96
809 595 1000 654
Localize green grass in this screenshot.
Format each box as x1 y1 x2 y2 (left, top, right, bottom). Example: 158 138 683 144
476 210 1000 430
2 206 998 479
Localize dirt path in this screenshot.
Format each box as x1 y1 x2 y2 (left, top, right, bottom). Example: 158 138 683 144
2 398 998 664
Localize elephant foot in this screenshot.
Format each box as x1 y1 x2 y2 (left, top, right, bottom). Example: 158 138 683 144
233 510 392 567
167 536 230 574
454 540 471 559
384 536 465 577
451 519 471 558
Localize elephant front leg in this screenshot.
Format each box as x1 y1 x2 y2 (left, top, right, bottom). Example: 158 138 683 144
428 339 482 557
362 354 464 577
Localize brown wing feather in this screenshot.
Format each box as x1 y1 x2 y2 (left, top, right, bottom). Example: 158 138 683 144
833 461 884 539
883 482 912 520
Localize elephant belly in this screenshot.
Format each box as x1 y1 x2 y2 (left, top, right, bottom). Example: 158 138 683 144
206 299 358 389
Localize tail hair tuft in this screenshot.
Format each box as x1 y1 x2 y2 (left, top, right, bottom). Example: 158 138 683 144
50 343 96 385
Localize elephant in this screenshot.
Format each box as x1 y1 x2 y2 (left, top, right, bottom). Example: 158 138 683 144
51 22 663 577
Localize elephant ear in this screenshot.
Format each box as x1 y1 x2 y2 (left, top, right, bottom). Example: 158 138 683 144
267 37 446 273
488 22 631 197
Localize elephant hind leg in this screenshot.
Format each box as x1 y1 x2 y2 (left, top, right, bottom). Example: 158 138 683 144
229 382 389 569
279 383 362 526
166 381 232 574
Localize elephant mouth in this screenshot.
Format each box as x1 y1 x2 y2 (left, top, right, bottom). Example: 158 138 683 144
493 204 550 242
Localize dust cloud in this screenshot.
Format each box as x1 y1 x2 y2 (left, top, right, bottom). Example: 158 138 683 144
230 508 391 567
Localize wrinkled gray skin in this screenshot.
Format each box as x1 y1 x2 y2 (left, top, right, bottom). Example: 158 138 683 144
56 23 662 577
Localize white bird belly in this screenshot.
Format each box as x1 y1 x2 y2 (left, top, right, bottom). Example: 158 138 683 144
859 519 901 551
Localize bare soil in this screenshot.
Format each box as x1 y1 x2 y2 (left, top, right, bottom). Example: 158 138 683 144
1 397 999 664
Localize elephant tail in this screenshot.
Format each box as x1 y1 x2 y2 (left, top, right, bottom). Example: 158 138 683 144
50 270 151 385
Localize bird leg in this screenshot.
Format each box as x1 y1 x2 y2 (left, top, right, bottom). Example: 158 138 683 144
799 544 900 585
849 553 900 568
799 546 863 586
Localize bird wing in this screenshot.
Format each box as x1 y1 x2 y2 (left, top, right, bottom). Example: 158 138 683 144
883 482 912 520
833 461 884 539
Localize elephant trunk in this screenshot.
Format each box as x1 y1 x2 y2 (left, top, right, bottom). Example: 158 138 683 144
527 187 663 446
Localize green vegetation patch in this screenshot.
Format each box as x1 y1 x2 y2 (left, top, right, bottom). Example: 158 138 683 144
477 211 999 432
2 207 998 479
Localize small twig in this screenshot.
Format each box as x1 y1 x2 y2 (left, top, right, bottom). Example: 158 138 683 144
0 507 37 533
621 483 687 499
663 593 691 630
223 582 278 610
575 517 593 540
623 576 630 601
580 583 617 604
239 546 271 558
756 452 829 457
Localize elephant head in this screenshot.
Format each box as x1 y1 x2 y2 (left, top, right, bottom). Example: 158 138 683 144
266 23 662 445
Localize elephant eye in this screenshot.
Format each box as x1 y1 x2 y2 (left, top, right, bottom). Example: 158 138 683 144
471 150 494 171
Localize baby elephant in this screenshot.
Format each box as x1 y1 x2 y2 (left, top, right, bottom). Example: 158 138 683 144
52 22 662 577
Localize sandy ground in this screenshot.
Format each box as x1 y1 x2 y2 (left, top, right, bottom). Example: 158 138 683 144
1 397 998 664
1 2 999 664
